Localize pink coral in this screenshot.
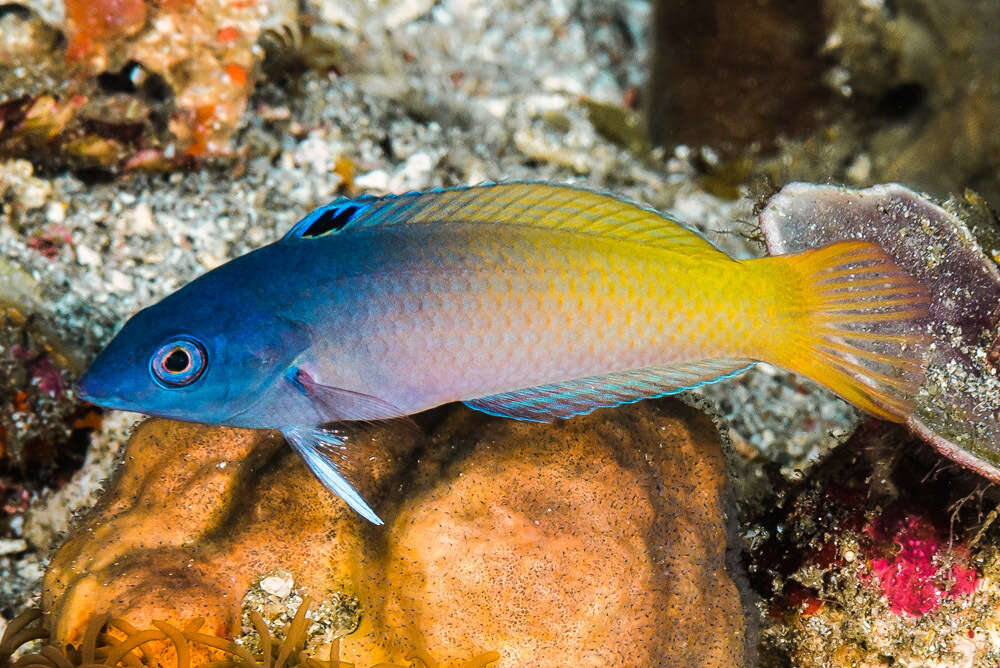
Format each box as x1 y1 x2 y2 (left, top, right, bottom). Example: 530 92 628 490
866 513 979 617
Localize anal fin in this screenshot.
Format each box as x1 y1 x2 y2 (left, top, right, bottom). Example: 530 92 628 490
281 425 383 525
464 358 756 421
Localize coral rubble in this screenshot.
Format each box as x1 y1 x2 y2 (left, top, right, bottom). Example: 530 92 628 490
0 0 298 167
753 421 1000 666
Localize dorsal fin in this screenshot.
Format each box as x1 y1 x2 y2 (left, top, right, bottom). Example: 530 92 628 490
282 182 717 250
283 195 378 240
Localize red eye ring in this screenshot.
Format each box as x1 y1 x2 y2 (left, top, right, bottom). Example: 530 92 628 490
162 347 192 373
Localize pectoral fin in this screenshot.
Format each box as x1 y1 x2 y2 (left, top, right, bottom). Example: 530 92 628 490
281 425 383 525
287 366 403 421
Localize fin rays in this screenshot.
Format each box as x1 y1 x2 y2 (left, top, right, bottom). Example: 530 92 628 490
764 241 930 421
282 182 720 252
281 425 383 525
464 359 756 421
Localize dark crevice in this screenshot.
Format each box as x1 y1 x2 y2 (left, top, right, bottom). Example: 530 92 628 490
96 61 143 94
96 61 172 103
74 167 119 184
876 82 927 120
0 4 32 18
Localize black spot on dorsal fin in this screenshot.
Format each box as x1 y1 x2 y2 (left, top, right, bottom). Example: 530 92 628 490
301 205 360 238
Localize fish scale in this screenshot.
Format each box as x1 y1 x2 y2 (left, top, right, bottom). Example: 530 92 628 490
353 229 700 401
78 182 931 524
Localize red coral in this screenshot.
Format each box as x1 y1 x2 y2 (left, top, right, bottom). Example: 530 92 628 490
66 0 148 62
866 512 979 616
216 26 240 43
769 582 824 620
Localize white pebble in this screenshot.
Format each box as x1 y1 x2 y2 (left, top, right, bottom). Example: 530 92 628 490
391 152 435 191
480 97 511 119
522 93 570 114
129 203 156 235
260 573 293 598
384 0 435 29
354 169 391 192
21 182 49 210
846 153 872 184
109 270 135 293
45 201 66 224
0 538 27 555
541 74 584 96
76 244 101 267
197 252 223 270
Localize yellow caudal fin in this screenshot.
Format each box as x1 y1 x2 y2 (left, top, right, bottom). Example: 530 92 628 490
762 241 930 422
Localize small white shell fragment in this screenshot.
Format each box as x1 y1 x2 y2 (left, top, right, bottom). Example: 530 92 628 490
75 244 101 267
0 538 28 556
129 203 156 236
45 201 66 224
260 573 294 598
109 270 135 293
354 169 391 192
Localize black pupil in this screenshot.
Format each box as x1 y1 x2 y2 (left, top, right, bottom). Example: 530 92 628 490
164 348 190 372
302 205 358 237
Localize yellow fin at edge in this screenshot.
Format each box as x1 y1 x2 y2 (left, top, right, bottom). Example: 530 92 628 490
760 241 930 422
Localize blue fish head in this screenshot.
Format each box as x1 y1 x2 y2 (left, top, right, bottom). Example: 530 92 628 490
76 282 310 426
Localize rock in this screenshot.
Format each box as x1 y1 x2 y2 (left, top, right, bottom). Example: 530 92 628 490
0 251 89 469
43 401 749 667
646 0 836 156
258 573 293 599
648 1 1000 201
0 159 51 211
759 183 1000 485
0 7 59 65
0 0 300 167
0 538 27 555
844 0 1000 197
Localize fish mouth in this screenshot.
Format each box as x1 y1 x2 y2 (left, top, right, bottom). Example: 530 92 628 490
75 373 141 412
74 372 101 403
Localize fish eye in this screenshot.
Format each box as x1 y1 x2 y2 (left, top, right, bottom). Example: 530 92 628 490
150 337 207 388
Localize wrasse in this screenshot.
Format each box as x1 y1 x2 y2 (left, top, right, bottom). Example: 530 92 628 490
77 183 929 524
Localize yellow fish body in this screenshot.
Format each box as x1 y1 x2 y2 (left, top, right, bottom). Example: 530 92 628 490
357 182 927 422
